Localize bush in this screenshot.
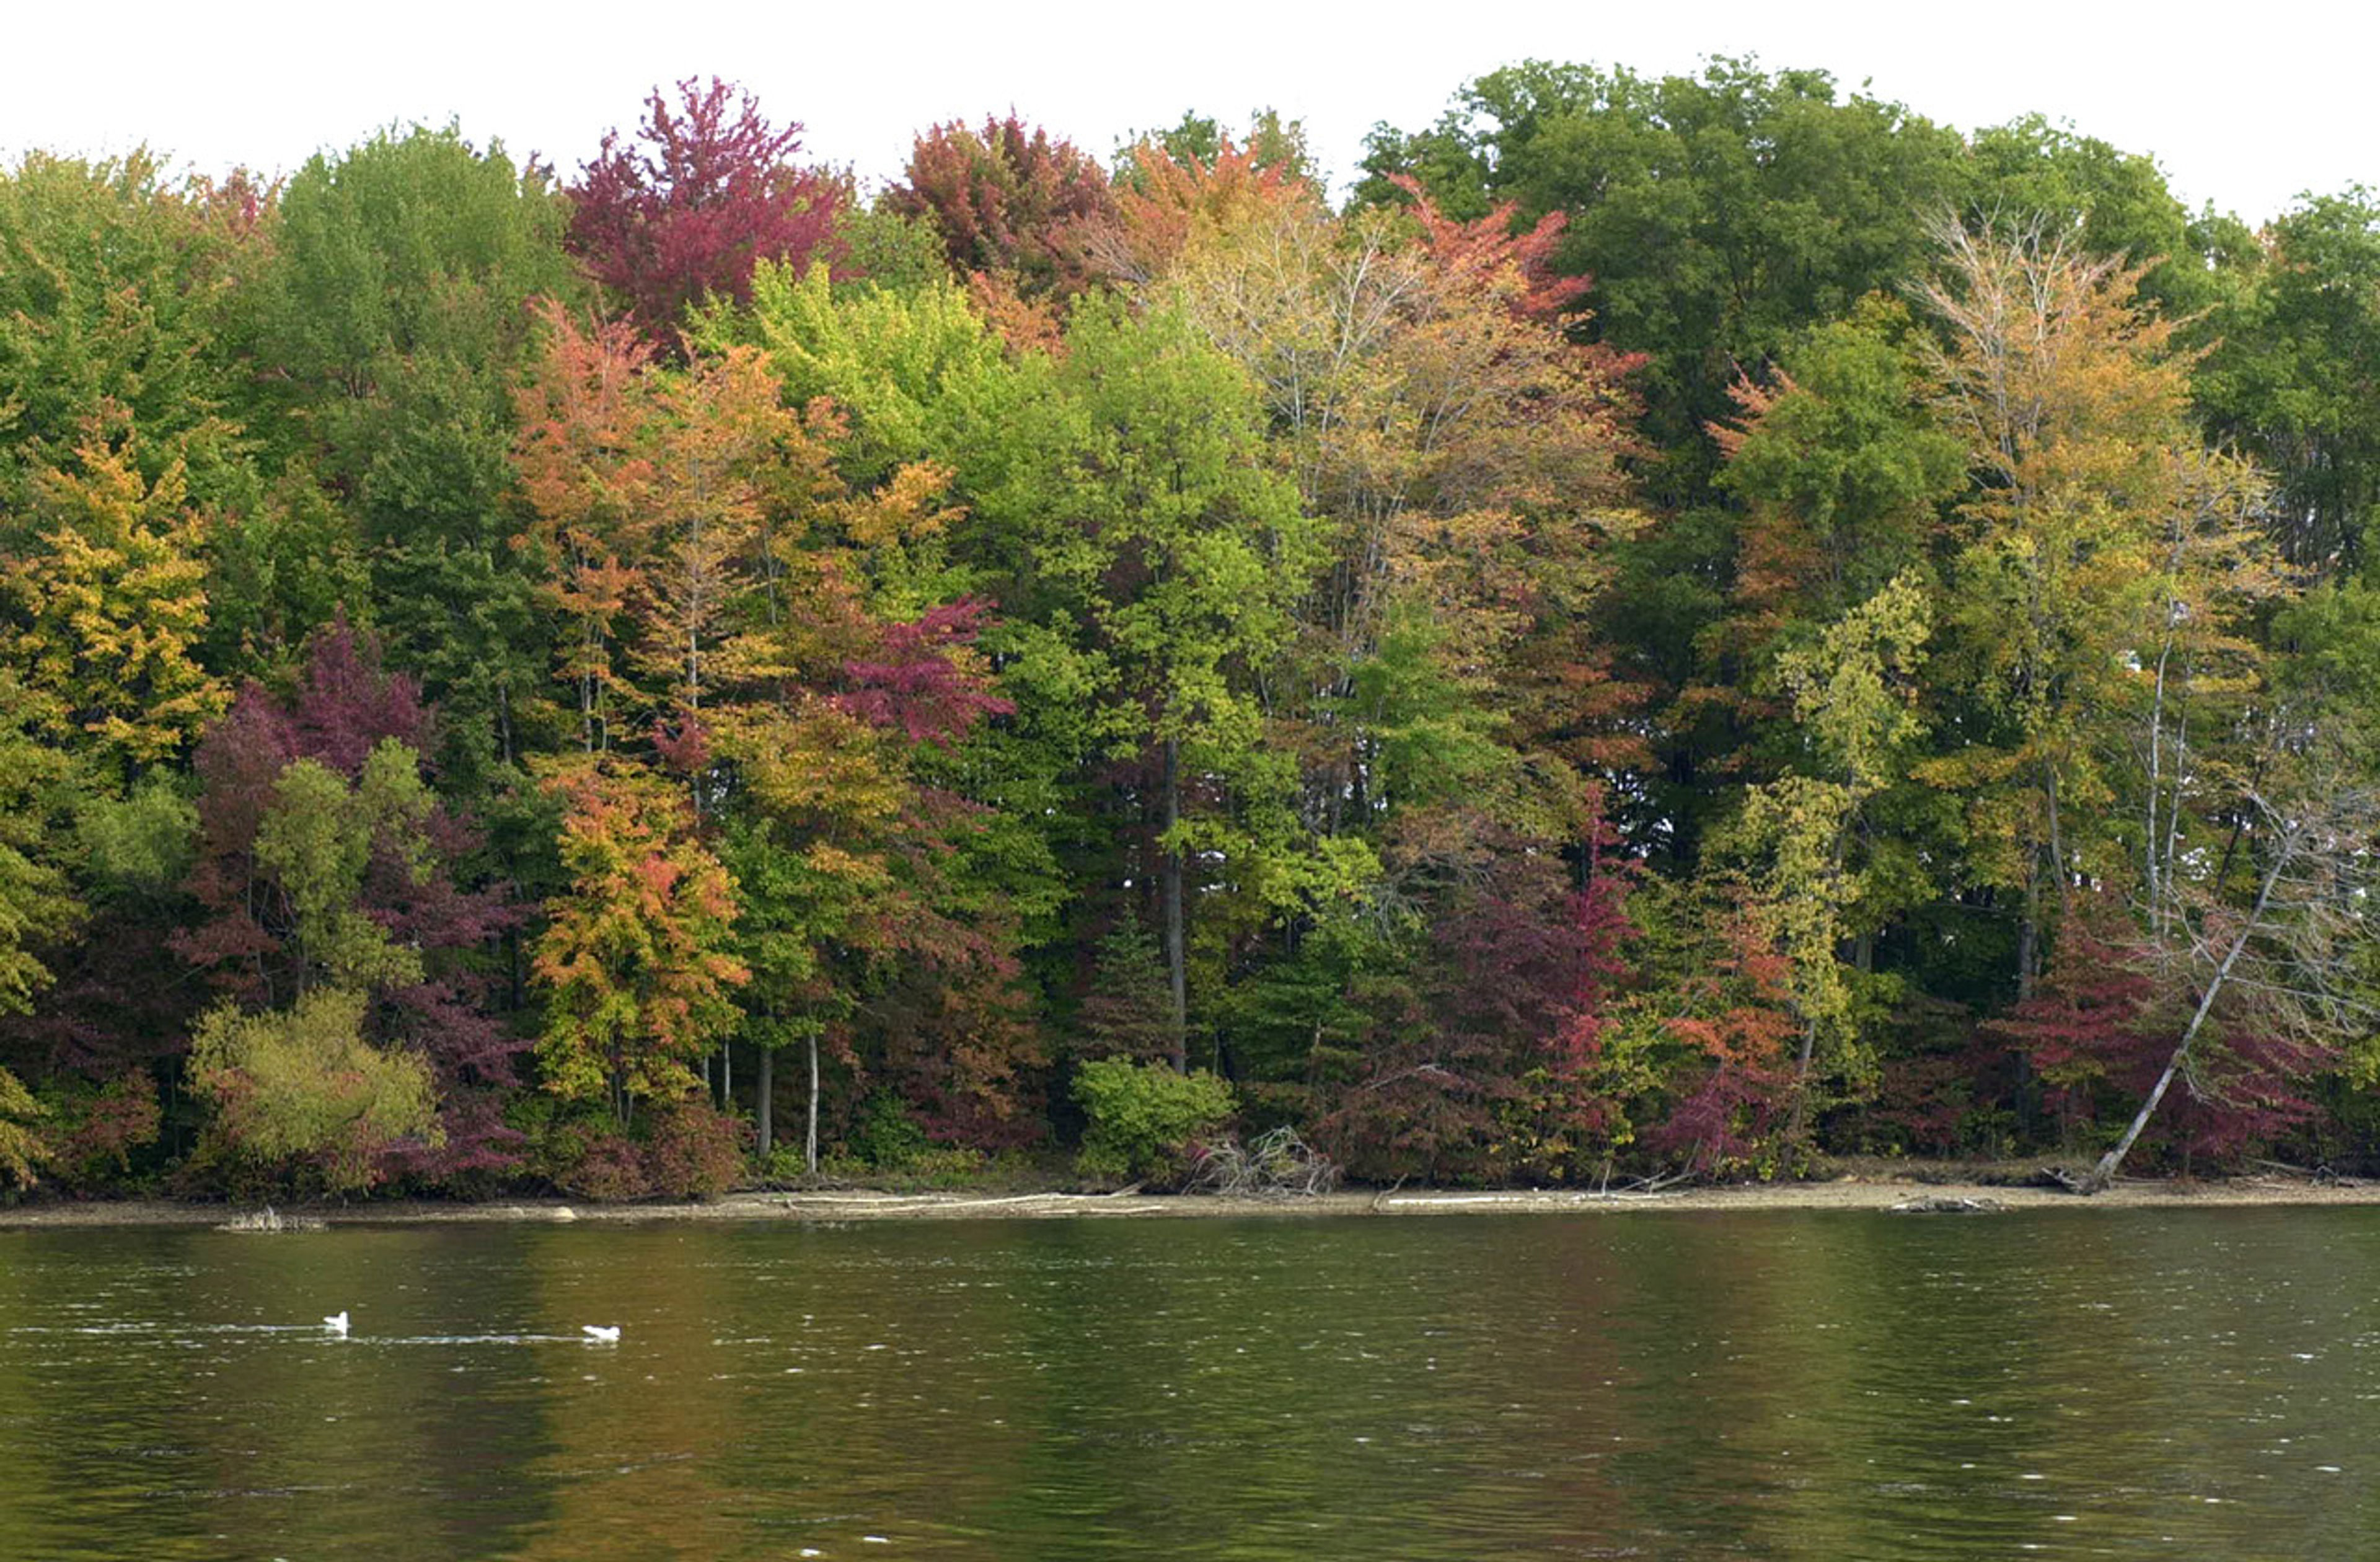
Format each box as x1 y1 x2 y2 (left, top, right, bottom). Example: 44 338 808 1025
1072 1059 1235 1186
556 1129 648 1201
847 1090 933 1168
513 1093 746 1200
643 1098 746 1198
815 1145 989 1186
188 990 440 1194
40 1072 163 1191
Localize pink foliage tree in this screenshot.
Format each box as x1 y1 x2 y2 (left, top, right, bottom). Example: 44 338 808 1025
568 77 842 345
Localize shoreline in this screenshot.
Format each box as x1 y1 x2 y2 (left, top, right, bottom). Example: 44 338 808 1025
6 1171 2379 1229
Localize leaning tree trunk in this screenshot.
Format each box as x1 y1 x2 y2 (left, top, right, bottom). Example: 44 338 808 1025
2082 840 2293 1194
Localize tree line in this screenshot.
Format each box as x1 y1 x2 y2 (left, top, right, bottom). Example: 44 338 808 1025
6 61 2380 1198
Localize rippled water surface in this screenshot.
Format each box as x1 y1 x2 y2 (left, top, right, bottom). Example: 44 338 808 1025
5 1208 2379 1558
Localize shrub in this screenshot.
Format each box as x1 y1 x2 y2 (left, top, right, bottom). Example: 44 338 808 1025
1072 1059 1235 1185
847 1090 932 1168
555 1127 649 1201
515 1093 744 1200
643 1098 746 1198
188 989 440 1194
42 1072 162 1191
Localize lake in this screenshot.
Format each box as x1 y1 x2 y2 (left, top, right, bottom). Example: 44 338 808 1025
2 1207 2374 1559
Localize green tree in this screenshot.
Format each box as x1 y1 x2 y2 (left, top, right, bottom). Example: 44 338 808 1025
1051 300 1318 1066
237 123 577 513
1716 573 1931 1134
0 149 252 509
1360 59 1972 507
237 125 580 776
2195 189 2380 572
187 987 439 1193
250 743 437 996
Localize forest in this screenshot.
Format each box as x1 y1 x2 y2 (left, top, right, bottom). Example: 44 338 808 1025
5 61 2380 1201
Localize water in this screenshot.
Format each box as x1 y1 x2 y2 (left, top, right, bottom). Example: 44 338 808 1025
2 1209 2377 1559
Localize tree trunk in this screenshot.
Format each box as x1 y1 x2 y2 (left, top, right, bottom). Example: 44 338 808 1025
1161 738 1188 1072
2016 852 2041 1003
805 1031 821 1177
1785 1015 1819 1142
2083 836 2294 1193
757 1044 774 1160
2045 764 2074 920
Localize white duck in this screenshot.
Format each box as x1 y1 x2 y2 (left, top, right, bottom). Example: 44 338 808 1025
581 1324 621 1343
324 1311 350 1336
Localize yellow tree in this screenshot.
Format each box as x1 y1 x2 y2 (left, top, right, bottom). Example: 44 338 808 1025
1914 221 2272 997
0 405 227 779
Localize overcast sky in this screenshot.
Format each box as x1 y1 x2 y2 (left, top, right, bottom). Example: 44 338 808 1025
7 0 2373 223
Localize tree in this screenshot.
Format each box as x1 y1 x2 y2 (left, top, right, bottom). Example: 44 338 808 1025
230 123 576 726
1052 300 1319 1066
0 678 79 1185
1114 110 1315 190
1 405 229 779
2082 780 2380 1191
1316 806 1635 1183
175 623 522 1176
1706 302 1964 715
1715 573 1931 1136
886 115 1116 299
532 756 747 1126
568 78 840 346
1077 912 1174 1062
513 301 841 756
2195 189 2380 573
1357 59 1972 508
1914 221 2255 1000
0 149 252 511
236 123 578 508
716 480 1021 1164
0 684 76 1016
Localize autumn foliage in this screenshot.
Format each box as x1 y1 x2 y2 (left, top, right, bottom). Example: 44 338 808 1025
7 66 2380 1199
569 77 842 346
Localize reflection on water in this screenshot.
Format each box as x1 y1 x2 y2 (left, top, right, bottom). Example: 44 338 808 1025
2 1209 2378 1559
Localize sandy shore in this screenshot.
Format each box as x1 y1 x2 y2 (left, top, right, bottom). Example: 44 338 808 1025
6 1170 2379 1229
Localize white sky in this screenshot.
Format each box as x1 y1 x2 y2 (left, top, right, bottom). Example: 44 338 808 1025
6 0 2373 223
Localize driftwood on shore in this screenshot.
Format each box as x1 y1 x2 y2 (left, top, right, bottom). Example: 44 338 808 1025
216 1206 327 1233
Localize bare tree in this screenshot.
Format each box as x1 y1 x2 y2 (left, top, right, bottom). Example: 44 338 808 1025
2083 780 2380 1192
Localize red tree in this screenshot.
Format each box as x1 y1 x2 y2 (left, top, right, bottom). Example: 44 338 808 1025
1990 901 2327 1172
568 77 842 345
885 115 1117 297
1318 808 1636 1184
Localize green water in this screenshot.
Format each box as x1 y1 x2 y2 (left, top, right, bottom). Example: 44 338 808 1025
2 1208 2376 1559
